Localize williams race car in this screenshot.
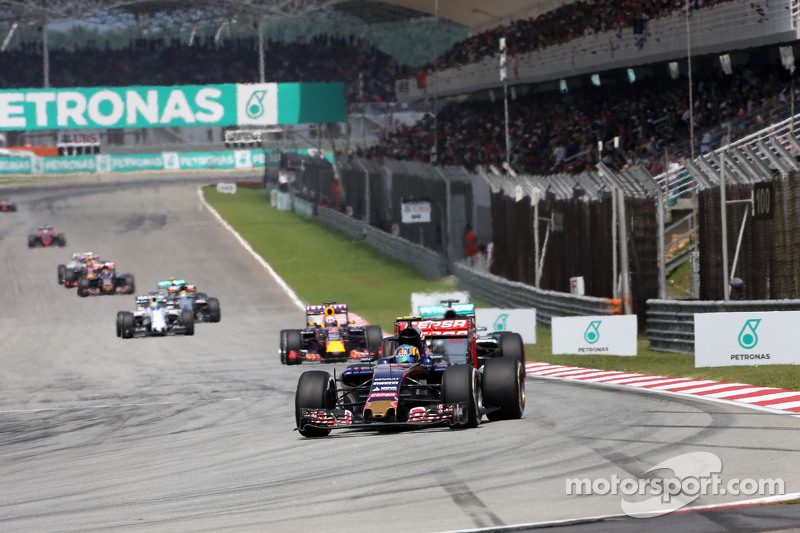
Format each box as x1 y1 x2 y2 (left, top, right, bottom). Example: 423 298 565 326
28 225 66 248
58 251 101 287
280 302 382 365
294 308 525 437
77 262 135 297
116 294 194 339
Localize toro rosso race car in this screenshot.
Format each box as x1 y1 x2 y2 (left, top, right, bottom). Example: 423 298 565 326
58 251 101 287
280 302 382 365
157 279 221 323
294 306 526 437
0 199 17 212
116 294 194 339
77 262 135 297
28 225 66 248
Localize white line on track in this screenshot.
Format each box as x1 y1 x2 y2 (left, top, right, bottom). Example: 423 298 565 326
197 185 305 312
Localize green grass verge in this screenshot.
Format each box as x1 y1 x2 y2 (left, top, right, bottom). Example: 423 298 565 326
205 185 800 391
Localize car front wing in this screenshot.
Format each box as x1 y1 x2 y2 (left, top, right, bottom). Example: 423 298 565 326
298 402 468 432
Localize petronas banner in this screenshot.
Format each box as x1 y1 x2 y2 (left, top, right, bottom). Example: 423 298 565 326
0 82 345 131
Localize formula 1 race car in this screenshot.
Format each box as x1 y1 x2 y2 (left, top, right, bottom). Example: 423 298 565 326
414 300 526 367
0 199 17 212
77 262 135 297
294 308 526 437
28 225 66 248
116 294 194 339
157 279 221 323
58 251 101 287
280 302 382 365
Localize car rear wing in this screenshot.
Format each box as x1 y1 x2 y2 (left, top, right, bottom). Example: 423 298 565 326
418 303 475 318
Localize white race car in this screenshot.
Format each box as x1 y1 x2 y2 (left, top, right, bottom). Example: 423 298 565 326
116 294 194 339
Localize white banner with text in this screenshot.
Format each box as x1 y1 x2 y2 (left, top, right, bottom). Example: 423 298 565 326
552 315 637 356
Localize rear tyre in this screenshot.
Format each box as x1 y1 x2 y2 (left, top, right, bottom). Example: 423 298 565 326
286 329 303 365
120 311 135 339
279 329 289 364
57 264 66 285
295 371 336 437
181 309 194 336
381 337 397 359
124 274 135 294
207 297 221 322
27 235 36 248
77 277 90 297
443 364 482 429
57 234 66 247
483 358 525 421
365 325 383 354
498 331 525 367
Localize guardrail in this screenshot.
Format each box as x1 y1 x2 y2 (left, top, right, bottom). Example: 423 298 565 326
317 205 447 279
646 299 800 353
453 263 620 327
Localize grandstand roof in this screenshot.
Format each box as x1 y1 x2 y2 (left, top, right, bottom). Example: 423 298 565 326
0 0 571 33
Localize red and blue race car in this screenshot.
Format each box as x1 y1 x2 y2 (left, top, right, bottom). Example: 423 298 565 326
294 306 526 437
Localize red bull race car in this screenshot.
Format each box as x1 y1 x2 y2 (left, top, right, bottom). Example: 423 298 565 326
294 305 526 437
76 261 135 297
28 225 66 248
58 251 101 287
280 302 383 365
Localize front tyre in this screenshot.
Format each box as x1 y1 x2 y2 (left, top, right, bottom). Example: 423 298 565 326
443 364 482 429
57 264 66 285
483 357 525 421
295 371 336 437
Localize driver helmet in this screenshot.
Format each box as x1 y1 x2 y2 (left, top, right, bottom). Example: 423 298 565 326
149 299 159 310
395 344 420 365
324 315 338 327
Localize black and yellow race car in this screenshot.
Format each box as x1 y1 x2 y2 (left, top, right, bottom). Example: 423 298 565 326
294 309 526 437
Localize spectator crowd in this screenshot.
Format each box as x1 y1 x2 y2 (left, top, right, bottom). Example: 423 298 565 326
0 33 399 104
0 0 794 177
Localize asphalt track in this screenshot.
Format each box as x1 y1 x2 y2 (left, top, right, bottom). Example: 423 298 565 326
1 174 800 532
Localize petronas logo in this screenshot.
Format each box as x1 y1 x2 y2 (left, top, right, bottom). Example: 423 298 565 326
493 314 508 331
584 321 601 344
246 90 266 119
738 319 761 349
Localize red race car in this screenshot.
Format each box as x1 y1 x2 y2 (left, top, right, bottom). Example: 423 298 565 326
0 199 17 212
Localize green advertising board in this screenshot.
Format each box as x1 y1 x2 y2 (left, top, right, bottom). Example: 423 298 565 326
0 82 345 131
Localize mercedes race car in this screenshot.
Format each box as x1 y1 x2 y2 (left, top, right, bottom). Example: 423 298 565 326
28 225 66 248
116 294 194 339
0 199 17 212
157 279 221 323
77 262 135 297
58 251 101 287
280 302 382 365
294 308 526 437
